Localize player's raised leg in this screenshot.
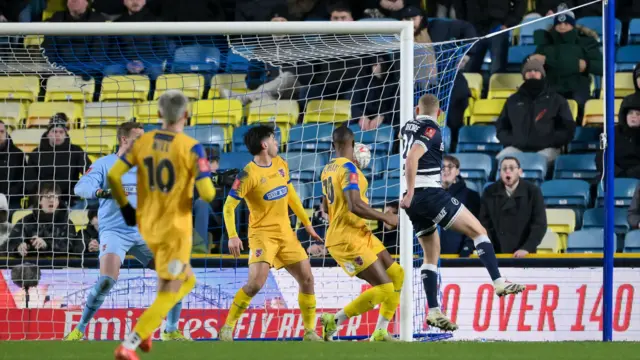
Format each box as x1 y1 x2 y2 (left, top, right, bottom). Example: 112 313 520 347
370 249 404 341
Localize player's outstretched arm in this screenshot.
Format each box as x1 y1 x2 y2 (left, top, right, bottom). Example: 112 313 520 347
107 159 136 226
74 161 110 199
345 189 397 227
400 144 426 209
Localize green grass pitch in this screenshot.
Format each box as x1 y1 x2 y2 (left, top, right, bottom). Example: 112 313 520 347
0 341 635 360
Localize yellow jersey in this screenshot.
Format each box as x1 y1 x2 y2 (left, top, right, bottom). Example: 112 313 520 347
320 157 369 246
228 156 294 236
121 130 211 244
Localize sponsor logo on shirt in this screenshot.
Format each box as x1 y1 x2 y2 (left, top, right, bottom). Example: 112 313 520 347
263 185 288 201
123 184 136 195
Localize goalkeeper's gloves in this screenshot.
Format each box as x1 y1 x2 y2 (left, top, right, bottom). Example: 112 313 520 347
120 203 137 226
95 189 112 199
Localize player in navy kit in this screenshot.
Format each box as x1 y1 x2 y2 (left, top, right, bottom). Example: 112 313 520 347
400 94 525 331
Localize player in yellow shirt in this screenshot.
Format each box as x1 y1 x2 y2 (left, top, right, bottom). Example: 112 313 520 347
220 125 323 341
108 90 216 360
319 125 402 342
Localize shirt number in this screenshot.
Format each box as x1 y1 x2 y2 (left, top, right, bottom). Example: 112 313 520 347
402 133 415 158
322 177 335 204
143 157 175 193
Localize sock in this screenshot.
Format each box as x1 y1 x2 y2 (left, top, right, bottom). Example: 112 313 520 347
473 235 502 281
77 275 116 333
122 331 142 350
420 263 439 309
133 291 182 341
335 310 348 326
378 263 404 330
225 288 252 327
344 283 394 318
165 275 196 333
298 293 317 331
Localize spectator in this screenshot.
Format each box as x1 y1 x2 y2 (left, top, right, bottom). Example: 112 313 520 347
458 0 526 74
148 0 225 21
0 194 13 254
286 0 331 21
495 59 576 164
617 0 640 21
48 0 106 22
25 114 91 207
79 209 100 256
92 0 126 18
363 0 420 19
628 183 640 229
300 204 329 257
235 0 286 21
534 0 575 16
350 55 399 130
0 0 30 22
439 155 480 256
532 9 602 121
479 157 547 257
0 121 25 211
6 183 81 257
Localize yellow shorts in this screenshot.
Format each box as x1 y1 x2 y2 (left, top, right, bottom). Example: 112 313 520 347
248 231 308 270
326 230 386 277
147 236 192 281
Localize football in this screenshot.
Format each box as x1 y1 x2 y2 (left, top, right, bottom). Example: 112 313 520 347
353 142 372 169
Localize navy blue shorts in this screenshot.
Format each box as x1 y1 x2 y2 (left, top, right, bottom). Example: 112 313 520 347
405 187 464 237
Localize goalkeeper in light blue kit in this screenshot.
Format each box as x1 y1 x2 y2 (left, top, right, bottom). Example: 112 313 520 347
64 122 188 341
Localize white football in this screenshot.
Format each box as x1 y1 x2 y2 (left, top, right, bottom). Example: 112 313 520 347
353 142 372 169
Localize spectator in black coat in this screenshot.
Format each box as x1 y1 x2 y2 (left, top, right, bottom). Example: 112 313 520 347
80 209 99 256
350 55 399 130
0 121 25 211
479 156 547 257
495 59 576 164
25 114 91 207
439 155 480 256
0 194 13 254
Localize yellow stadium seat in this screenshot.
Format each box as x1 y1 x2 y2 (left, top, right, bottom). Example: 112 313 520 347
303 100 350 123
488 73 522 99
247 100 300 143
608 73 636 98
100 75 150 102
208 74 248 99
567 99 579 121
155 74 205 100
463 73 483 100
537 231 561 254
69 209 89 231
583 99 623 127
11 210 31 224
23 35 44 48
134 101 161 124
469 99 506 125
69 128 117 156
84 102 135 127
45 76 95 102
0 102 27 129
0 76 40 102
546 209 576 251
191 99 242 142
10 129 44 153
27 102 82 128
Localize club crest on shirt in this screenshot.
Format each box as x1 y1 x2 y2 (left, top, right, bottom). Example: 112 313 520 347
354 256 364 266
278 168 285 177
424 127 436 139
255 248 263 258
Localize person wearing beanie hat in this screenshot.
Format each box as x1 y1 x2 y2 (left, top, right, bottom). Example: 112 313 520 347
553 9 576 28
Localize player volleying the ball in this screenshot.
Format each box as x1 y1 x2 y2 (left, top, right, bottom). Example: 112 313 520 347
400 94 525 331
65 122 188 342
109 90 216 360
220 125 323 341
319 126 403 342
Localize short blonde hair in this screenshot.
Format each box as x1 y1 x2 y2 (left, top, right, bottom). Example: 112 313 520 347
158 90 188 125
418 94 440 116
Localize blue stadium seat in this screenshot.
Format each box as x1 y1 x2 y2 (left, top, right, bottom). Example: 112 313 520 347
288 124 334 152
541 179 591 209
442 126 451 153
566 229 604 253
576 16 622 44
616 45 640 71
553 154 598 180
352 125 394 155
224 52 250 73
369 178 400 207
597 178 639 207
361 157 387 181
311 181 324 207
624 230 640 253
582 207 630 234
568 127 600 153
507 45 536 67
291 181 312 209
387 154 400 179
482 181 494 194
456 126 502 154
219 151 253 171
496 152 547 184
630 19 640 44
465 180 480 193
172 45 220 73
143 123 161 132
232 125 282 152
283 152 328 182
519 16 554 45
184 125 225 151
454 153 493 186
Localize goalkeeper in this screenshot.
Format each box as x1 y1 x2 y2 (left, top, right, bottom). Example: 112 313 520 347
64 122 187 342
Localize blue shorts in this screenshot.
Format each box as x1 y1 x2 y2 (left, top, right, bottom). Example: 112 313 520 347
405 187 464 237
99 230 153 266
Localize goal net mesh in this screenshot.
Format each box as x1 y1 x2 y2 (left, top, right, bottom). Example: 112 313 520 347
0 31 474 340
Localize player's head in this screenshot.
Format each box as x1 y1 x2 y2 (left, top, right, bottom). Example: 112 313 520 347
416 94 441 119
39 182 61 214
244 125 279 157
499 156 522 187
332 125 355 156
442 154 460 188
117 121 144 152
158 90 189 128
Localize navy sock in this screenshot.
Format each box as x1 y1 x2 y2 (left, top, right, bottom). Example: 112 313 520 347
420 265 439 309
474 236 502 281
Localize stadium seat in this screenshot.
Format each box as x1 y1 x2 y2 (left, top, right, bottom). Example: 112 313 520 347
629 19 640 44
184 125 226 151
519 16 553 45
553 153 598 180
541 179 591 209
27 102 82 128
134 101 162 124
567 99 579 121
100 75 150 102
304 100 351 123
311 181 324 207
616 45 640 71
352 125 394 155
612 72 637 98
154 74 205 100
219 152 253 171
172 45 221 74
387 154 400 179
291 181 312 209
69 209 89 231
576 16 621 44
488 73 522 99
456 126 502 154
224 51 250 73
45 76 95 102
546 208 576 237
287 123 334 152
283 152 328 182
369 178 400 207
507 45 536 69
143 123 161 132
583 98 623 127
623 230 640 253
566 228 604 253
191 99 243 143
596 178 639 207
0 102 26 129
232 124 282 152
463 73 483 100
568 126 600 153
0 76 39 102
537 231 561 254
469 99 506 125
582 207 630 234
69 128 117 156
453 153 493 186
361 157 387 181
247 100 299 143
442 126 451 153
84 102 135 127
208 74 248 99
496 152 547 184
10 129 44 153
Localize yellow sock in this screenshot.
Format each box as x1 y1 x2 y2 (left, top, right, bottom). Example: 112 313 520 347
177 275 197 300
344 283 394 318
379 263 404 321
133 291 181 340
298 293 317 331
225 288 252 327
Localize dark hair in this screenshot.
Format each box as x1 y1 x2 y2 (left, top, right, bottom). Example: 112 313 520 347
443 155 460 168
88 209 98 221
500 156 521 168
244 125 275 156
40 182 61 196
328 2 352 15
117 121 143 143
332 124 354 147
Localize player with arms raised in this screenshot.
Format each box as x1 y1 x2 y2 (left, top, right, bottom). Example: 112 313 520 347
65 122 187 342
108 90 216 360
401 94 525 331
319 126 402 342
220 125 323 341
